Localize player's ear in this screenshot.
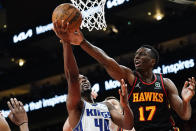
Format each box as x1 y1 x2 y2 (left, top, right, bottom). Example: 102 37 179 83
151 59 156 67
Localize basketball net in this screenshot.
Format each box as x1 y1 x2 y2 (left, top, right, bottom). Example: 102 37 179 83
70 0 107 31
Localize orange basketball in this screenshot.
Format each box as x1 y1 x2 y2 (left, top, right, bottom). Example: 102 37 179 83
52 3 82 31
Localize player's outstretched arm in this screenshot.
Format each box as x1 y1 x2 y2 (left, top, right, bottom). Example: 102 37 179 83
165 77 195 120
7 98 29 131
53 22 135 84
53 21 83 128
61 41 83 128
106 79 134 130
80 39 135 83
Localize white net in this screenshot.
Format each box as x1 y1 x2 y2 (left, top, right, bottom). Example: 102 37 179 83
70 0 107 31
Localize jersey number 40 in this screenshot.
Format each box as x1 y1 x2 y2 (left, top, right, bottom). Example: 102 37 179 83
94 118 110 131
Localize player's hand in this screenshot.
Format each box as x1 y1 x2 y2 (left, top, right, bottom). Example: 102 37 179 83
181 77 195 103
91 91 98 99
7 98 28 126
119 79 129 108
53 20 84 45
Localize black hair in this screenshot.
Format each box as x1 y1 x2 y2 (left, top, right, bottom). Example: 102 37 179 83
141 45 159 67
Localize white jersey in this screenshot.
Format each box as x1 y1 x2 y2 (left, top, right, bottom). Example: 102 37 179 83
73 101 113 131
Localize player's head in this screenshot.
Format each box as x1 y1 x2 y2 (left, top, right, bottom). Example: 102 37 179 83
105 96 123 114
79 74 92 100
134 45 159 70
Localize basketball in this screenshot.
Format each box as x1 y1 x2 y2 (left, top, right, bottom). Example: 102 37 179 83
52 3 82 31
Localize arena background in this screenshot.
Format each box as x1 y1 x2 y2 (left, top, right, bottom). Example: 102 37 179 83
0 0 196 130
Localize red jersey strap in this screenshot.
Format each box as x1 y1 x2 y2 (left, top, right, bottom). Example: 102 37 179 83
169 116 180 131
117 127 123 131
160 74 168 98
169 116 176 127
136 72 157 85
128 77 137 99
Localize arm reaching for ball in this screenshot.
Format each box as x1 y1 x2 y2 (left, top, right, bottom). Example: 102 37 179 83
53 20 83 45
53 21 134 84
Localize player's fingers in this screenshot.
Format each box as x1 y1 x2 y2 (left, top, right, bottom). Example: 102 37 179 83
61 20 64 28
189 82 195 90
121 79 125 85
53 20 58 29
10 98 17 110
192 77 196 84
189 80 195 87
53 22 60 34
19 101 25 111
183 81 189 88
55 20 61 31
61 20 68 31
65 23 70 33
120 79 125 88
121 79 127 92
58 20 62 29
187 87 195 95
77 29 83 36
7 101 14 112
14 98 20 108
122 84 127 96
75 28 81 34
188 85 194 90
120 79 125 96
124 84 128 93
119 89 122 96
91 91 98 99
19 101 23 106
13 98 20 111
62 21 69 30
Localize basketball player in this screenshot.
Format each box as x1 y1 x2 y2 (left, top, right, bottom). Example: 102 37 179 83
63 91 98 131
61 42 133 130
54 22 195 131
0 98 29 131
53 22 134 130
63 95 134 131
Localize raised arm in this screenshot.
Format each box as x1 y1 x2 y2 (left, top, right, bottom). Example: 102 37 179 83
7 98 29 131
164 77 195 120
62 41 82 112
52 23 135 84
80 39 134 83
53 21 83 128
106 79 134 130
